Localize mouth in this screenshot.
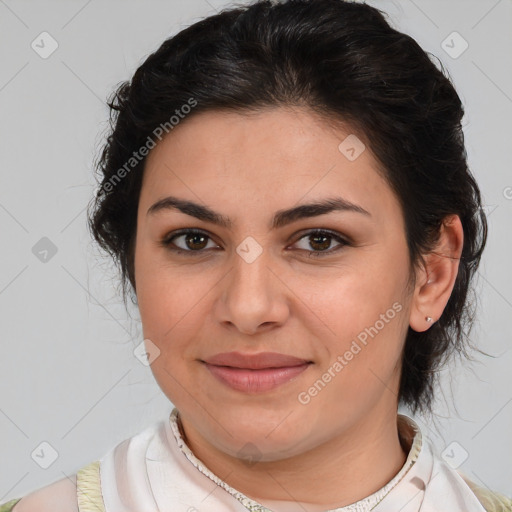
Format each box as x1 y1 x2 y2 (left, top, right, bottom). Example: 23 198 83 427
201 351 313 393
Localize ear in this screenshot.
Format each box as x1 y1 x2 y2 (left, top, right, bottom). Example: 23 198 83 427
409 214 464 332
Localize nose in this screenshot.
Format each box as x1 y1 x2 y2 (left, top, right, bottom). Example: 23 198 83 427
215 249 289 336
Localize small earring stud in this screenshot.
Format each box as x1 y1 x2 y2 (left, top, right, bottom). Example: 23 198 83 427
425 316 433 322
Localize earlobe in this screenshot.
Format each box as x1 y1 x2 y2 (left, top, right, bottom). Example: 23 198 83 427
409 214 464 332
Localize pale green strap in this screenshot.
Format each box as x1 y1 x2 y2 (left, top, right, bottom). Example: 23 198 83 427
76 460 106 512
0 498 22 512
460 474 512 512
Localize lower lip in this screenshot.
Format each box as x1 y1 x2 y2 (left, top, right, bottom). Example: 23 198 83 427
203 363 311 393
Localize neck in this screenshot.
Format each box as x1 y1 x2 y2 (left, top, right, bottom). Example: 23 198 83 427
179 404 409 511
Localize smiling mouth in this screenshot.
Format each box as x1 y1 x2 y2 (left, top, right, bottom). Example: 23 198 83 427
203 363 312 393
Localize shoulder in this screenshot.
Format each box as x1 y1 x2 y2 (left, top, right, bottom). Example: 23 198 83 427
459 474 512 512
7 474 78 512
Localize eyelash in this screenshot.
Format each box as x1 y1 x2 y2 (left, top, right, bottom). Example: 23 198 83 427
160 228 350 258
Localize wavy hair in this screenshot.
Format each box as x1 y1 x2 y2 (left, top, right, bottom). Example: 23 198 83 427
87 0 487 414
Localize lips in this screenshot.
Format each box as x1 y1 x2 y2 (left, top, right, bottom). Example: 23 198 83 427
201 351 312 393
204 351 310 369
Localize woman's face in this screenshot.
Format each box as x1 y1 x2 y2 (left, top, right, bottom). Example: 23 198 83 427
134 107 415 461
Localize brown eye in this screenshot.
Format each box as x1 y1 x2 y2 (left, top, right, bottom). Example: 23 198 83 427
291 230 349 257
162 229 219 254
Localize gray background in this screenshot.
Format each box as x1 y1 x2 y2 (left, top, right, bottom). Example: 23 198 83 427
1 0 511 503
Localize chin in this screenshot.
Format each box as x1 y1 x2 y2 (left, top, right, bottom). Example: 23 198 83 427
220 431 313 464
205 411 316 460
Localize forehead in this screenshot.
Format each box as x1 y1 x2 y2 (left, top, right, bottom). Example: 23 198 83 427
145 107 366 172
140 107 400 225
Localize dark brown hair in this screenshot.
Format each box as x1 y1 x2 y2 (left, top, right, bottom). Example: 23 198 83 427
87 0 487 414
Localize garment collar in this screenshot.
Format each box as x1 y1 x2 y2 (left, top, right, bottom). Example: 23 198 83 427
168 409 424 511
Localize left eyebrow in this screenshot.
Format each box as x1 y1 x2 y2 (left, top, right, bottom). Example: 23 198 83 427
146 195 371 230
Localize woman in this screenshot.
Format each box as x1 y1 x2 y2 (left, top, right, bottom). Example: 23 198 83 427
2 0 510 510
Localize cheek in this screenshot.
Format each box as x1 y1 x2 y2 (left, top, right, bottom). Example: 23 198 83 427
311 256 409 341
316 288 406 383
303 295 407 426
135 241 193 325
135 264 209 404
135 257 217 366
306 250 410 389
138 280 201 352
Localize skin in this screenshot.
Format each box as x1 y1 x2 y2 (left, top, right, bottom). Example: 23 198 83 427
133 107 464 510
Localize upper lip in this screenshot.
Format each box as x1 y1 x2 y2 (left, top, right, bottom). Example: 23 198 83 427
202 351 311 369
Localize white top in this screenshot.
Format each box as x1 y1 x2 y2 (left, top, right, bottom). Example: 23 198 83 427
13 409 505 511
97 409 487 512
